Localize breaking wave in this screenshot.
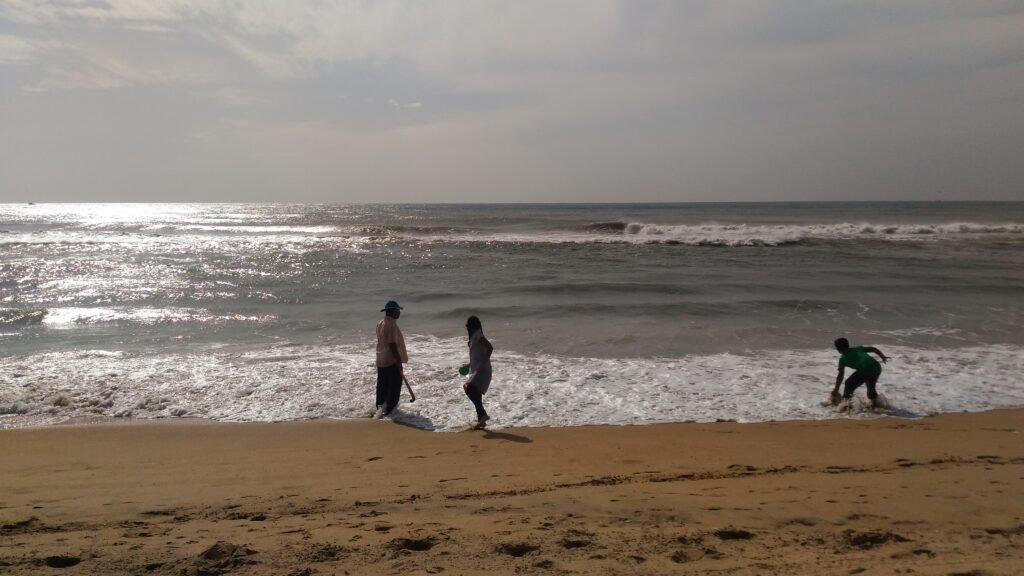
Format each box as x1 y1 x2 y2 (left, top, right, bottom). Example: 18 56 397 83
543 221 1024 246
0 308 47 325
341 220 1024 246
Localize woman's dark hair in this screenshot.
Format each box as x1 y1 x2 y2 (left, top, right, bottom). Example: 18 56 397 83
466 315 482 339
834 337 850 352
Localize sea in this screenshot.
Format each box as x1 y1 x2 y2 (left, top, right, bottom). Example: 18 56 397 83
1 202 1022 430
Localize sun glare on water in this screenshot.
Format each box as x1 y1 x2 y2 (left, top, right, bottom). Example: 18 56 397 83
8 203 225 228
67 203 200 227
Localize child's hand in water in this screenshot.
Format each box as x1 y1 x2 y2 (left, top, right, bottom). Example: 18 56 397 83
829 390 842 406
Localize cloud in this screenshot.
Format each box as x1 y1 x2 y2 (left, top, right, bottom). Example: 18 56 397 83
1 1 628 82
388 99 422 109
0 0 184 26
1 1 1023 201
0 33 40 64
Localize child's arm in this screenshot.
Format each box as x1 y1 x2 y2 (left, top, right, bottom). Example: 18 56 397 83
834 366 844 392
863 346 888 363
483 337 493 360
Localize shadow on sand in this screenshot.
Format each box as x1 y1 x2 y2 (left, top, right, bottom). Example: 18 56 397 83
480 429 532 443
389 411 438 431
883 407 920 418
386 410 531 441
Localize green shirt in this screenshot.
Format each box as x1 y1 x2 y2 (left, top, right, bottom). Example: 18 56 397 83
839 346 881 375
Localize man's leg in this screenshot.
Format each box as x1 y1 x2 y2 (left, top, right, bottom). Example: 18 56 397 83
384 366 402 415
375 367 388 410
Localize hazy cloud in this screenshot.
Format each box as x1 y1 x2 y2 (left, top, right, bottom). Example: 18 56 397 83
0 35 35 65
1 1 1022 201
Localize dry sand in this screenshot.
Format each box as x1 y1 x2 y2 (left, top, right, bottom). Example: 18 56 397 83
1 410 1022 575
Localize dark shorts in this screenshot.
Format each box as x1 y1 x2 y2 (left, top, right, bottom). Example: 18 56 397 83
843 370 880 400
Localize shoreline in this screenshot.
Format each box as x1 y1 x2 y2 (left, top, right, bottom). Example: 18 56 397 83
5 399 1024 432
2 409 1022 574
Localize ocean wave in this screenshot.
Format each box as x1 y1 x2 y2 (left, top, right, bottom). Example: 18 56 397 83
1 340 1022 430
0 308 47 325
370 220 1021 247
435 299 850 320
2 219 1020 249
0 231 374 253
349 224 472 237
611 221 1024 245
41 307 275 327
579 221 629 233
849 222 1023 235
139 224 339 234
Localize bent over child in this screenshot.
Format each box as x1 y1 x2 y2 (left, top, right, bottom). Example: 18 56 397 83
833 337 888 408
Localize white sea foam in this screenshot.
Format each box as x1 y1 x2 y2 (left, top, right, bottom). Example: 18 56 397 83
389 221 1024 246
614 221 1024 244
1 338 1021 431
0 230 374 253
42 307 274 327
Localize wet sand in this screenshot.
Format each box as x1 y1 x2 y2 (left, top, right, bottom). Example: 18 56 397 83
1 410 1022 575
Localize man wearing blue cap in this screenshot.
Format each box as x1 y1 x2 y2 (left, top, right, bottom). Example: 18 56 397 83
375 300 408 417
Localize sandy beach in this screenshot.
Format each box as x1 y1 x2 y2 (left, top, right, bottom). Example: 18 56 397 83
2 410 1022 575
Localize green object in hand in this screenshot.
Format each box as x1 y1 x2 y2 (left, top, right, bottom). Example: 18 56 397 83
458 363 470 376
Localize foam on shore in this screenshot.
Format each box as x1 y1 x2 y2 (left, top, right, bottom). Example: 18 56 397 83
2 338 1022 430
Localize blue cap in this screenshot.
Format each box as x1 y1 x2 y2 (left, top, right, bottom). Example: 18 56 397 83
381 300 403 312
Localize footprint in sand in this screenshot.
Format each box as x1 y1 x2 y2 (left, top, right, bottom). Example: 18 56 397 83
44 556 80 568
496 542 538 557
714 528 755 541
390 537 435 552
843 530 910 549
670 548 707 563
298 543 346 563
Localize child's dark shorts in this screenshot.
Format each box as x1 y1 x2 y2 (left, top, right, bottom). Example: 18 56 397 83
843 370 880 400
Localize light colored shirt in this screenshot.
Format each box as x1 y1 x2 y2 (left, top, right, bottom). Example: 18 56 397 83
469 329 491 373
468 328 492 393
376 316 408 368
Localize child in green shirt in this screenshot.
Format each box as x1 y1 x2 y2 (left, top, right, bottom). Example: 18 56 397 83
833 337 888 408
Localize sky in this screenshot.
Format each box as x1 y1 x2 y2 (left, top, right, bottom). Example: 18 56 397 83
1 1 1023 203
